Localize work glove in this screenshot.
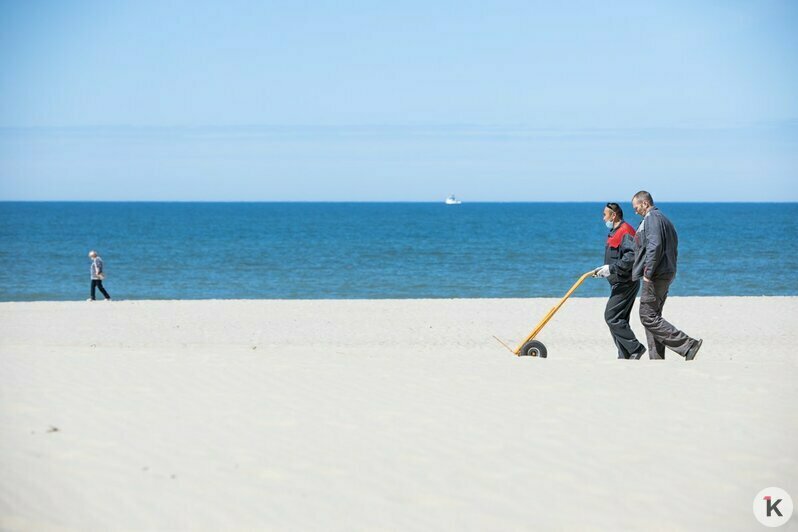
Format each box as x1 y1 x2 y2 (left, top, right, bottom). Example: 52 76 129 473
593 265 610 278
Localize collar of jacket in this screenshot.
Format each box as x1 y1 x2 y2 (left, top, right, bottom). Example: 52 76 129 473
606 221 635 248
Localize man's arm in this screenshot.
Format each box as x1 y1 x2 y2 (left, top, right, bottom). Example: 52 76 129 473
611 233 636 277
644 214 663 280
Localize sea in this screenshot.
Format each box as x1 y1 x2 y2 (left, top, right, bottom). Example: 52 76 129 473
0 202 796 301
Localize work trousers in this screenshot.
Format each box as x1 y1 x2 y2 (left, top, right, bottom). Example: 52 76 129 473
90 279 111 300
639 274 693 359
604 280 643 359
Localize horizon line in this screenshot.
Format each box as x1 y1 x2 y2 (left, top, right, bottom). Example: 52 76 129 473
2 200 797 204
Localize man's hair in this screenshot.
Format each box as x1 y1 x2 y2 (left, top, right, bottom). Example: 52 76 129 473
606 202 624 219
632 190 654 205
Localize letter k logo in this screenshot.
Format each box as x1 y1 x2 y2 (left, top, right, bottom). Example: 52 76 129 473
765 496 783 517
754 487 793 526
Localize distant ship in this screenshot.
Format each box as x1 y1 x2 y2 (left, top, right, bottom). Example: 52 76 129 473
445 195 462 205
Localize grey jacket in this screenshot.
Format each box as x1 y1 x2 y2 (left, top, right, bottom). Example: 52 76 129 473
90 257 104 280
632 207 678 281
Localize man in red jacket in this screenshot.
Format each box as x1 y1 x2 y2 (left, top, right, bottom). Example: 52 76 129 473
592 203 646 359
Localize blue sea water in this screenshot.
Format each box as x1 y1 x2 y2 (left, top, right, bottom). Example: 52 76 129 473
0 202 796 301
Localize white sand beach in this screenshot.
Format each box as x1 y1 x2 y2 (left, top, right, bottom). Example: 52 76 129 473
1 297 796 531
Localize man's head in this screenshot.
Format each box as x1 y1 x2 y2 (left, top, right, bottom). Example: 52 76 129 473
631 191 654 217
88 250 97 259
603 202 623 226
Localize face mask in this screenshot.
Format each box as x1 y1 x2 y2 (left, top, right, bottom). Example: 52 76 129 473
605 219 614 230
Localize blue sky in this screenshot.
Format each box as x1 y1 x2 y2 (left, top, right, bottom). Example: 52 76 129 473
0 0 796 200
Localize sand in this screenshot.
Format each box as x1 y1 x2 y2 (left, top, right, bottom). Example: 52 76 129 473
1 297 796 531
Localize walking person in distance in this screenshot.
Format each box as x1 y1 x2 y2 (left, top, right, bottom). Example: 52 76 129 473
87 250 111 301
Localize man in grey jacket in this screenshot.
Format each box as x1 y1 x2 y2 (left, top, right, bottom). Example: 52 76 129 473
631 191 702 360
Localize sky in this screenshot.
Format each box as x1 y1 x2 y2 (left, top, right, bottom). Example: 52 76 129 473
0 0 796 201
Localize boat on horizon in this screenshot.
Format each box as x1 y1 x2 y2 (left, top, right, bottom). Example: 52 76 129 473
445 195 462 205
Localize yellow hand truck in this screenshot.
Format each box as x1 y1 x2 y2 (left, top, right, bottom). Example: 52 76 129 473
494 270 597 358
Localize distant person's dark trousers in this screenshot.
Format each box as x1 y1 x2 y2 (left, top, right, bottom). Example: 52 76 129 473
90 280 110 300
639 274 693 359
604 280 644 359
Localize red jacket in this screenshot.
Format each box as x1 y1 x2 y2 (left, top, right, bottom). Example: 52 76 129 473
604 221 637 284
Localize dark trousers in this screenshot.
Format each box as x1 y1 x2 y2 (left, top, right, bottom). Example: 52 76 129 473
605 281 643 359
90 279 110 300
639 274 693 359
